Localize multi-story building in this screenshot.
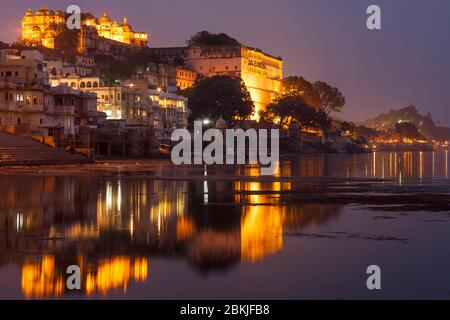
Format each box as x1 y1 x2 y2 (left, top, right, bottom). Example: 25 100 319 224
148 89 188 141
21 8 148 49
186 45 282 117
52 76 145 121
75 55 96 76
0 52 102 136
51 76 188 141
148 45 283 117
133 63 197 91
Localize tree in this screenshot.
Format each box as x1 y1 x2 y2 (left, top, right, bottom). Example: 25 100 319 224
281 77 345 115
265 93 330 131
313 81 346 115
281 76 320 108
187 31 240 47
54 27 79 63
340 121 357 133
395 122 426 140
181 75 254 125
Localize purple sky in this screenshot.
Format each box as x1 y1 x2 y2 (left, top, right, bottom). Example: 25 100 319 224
1 0 450 125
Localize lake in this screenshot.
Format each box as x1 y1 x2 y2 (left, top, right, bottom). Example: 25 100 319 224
0 150 449 299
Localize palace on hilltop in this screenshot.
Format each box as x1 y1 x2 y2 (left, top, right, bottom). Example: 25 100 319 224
21 8 148 49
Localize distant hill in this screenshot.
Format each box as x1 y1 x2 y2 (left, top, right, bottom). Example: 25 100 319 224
362 105 450 140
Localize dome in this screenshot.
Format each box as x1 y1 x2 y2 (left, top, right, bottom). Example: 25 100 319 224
122 18 133 32
37 8 49 15
215 116 227 129
55 10 63 16
25 9 33 17
99 12 111 23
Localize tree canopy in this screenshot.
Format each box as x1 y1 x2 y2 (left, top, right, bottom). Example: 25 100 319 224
181 75 254 124
263 93 331 132
282 76 345 115
187 31 240 47
395 122 426 140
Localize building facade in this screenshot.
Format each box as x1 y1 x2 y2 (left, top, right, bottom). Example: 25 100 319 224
21 8 148 49
0 52 102 136
52 76 188 141
186 45 283 117
148 45 283 117
133 63 197 91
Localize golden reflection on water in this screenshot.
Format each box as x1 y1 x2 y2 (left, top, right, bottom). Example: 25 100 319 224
21 256 148 299
21 256 64 299
85 257 148 297
3 151 448 299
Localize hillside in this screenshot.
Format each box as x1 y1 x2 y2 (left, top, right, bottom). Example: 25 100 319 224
362 105 450 140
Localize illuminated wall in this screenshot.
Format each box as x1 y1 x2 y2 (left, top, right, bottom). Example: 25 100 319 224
186 45 283 119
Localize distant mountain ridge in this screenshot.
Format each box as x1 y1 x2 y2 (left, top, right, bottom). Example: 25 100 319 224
362 105 450 140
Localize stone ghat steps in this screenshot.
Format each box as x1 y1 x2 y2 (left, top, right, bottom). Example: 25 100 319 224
0 133 91 166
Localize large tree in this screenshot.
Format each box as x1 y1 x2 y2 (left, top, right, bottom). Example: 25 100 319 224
282 76 320 108
264 93 330 131
181 75 254 125
187 31 240 47
313 81 346 115
282 77 345 115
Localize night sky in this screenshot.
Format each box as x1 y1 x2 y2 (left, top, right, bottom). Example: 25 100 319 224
1 0 449 125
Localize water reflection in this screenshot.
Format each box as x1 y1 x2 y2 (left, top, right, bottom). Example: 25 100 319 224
269 150 450 181
1 151 448 299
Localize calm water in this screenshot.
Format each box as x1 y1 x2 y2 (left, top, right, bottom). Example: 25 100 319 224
1 151 450 299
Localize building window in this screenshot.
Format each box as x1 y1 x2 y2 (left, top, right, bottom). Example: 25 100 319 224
4 92 8 101
33 97 38 105
15 71 19 76
70 82 76 88
5 71 11 77
93 82 99 88
87 82 92 88
80 82 86 88
16 94 24 102
26 96 31 104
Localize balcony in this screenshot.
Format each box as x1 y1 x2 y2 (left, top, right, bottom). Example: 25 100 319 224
53 105 75 115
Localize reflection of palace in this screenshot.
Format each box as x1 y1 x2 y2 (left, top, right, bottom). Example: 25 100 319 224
0 164 344 298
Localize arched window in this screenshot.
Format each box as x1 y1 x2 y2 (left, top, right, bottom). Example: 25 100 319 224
80 82 86 88
93 82 99 88
70 82 76 88
87 81 92 88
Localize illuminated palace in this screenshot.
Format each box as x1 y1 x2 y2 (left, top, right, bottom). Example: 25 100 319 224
149 45 283 117
21 8 148 49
